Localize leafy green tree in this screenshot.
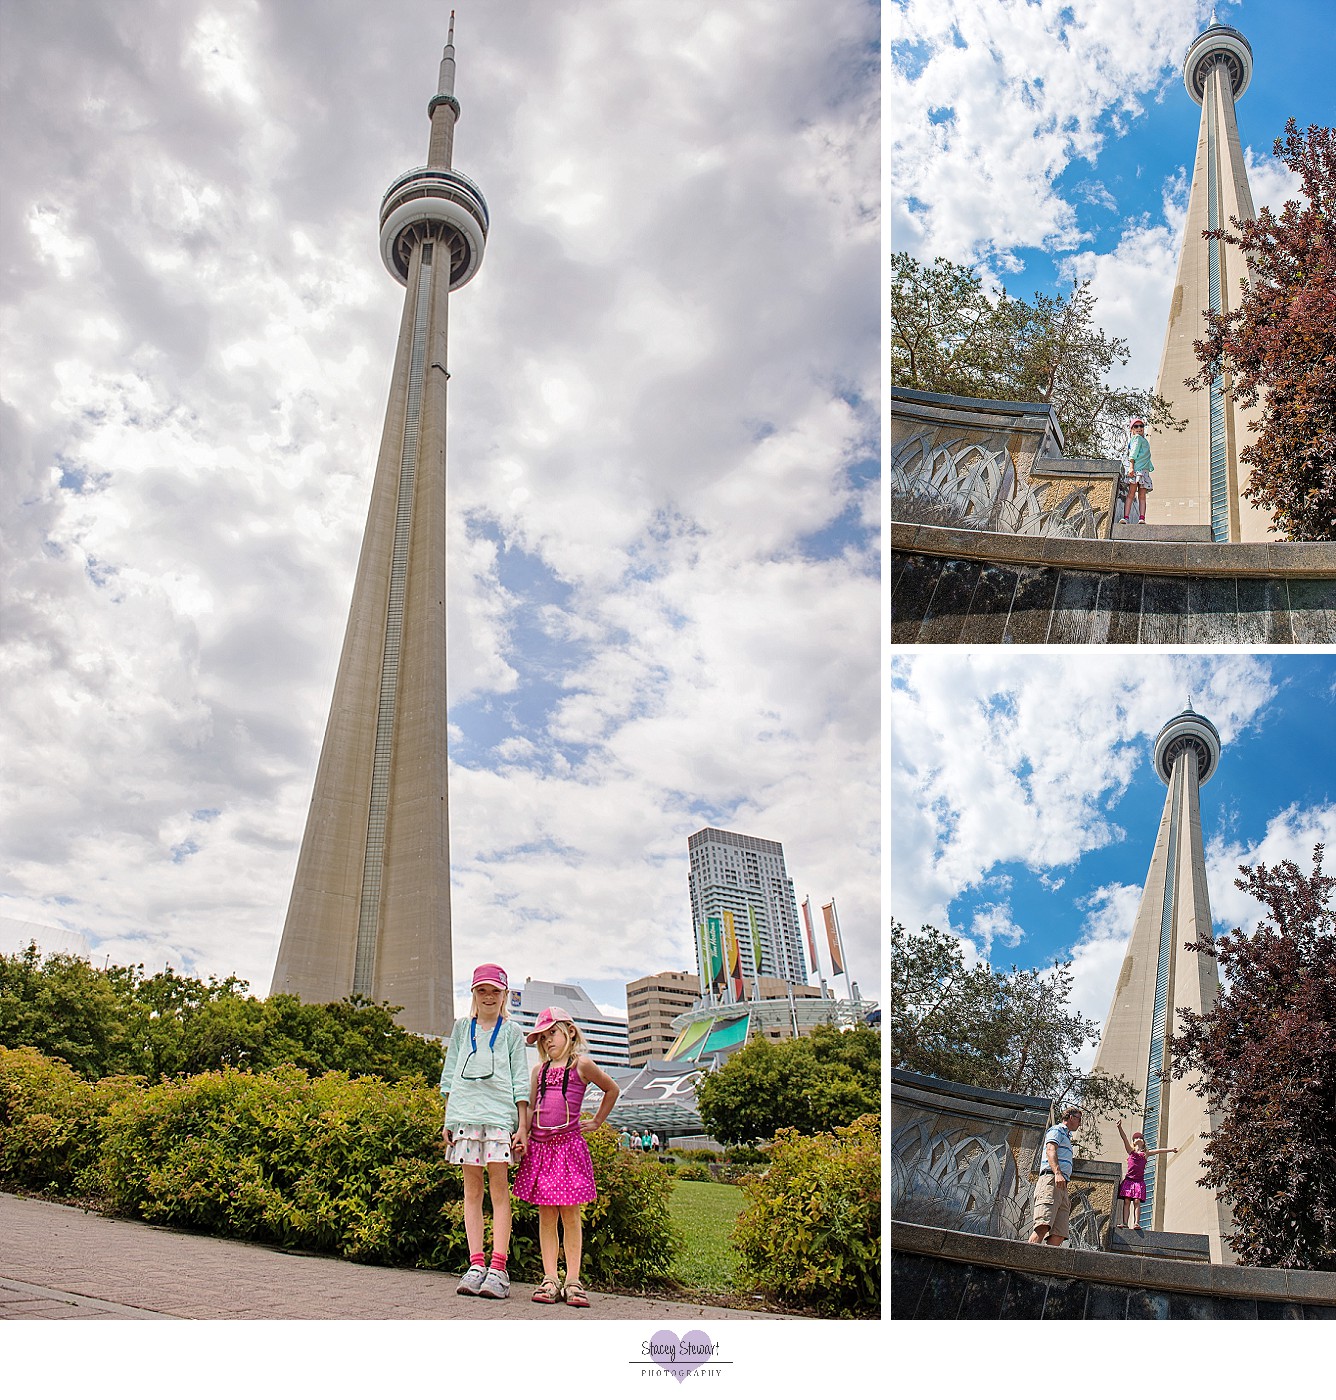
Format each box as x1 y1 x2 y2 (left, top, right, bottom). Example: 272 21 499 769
1187 121 1336 540
0 945 137 1078
1169 846 1336 1269
694 1024 880 1146
0 943 442 1084
891 920 1139 1154
891 252 1183 457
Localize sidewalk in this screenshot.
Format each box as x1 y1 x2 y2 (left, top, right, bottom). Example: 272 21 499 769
0 1192 781 1321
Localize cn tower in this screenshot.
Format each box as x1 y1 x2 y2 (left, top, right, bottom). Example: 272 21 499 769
1150 16 1270 542
271 16 486 1038
1088 706 1234 1261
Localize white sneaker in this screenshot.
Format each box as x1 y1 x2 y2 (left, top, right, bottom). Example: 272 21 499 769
478 1267 510 1299
456 1263 488 1295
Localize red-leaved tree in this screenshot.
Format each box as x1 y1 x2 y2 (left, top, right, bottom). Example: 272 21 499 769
1169 845 1336 1269
1187 121 1336 540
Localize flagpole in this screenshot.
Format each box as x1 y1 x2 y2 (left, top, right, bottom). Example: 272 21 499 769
831 897 852 1001
803 895 828 999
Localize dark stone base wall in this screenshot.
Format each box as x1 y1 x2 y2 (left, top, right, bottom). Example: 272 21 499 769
892 549 1336 645
891 1222 1336 1320
892 1250 1335 1320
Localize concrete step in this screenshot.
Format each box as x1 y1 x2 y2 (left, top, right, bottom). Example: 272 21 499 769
1110 520 1215 542
1107 1226 1211 1262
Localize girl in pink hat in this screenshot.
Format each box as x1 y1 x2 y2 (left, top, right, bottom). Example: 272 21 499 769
440 964 530 1300
512 1006 621 1307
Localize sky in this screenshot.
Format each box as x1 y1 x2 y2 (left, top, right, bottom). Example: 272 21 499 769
889 0 1329 391
891 651 1336 1072
0 0 881 1020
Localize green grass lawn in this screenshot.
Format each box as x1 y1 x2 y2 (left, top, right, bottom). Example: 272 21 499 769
668 1178 745 1293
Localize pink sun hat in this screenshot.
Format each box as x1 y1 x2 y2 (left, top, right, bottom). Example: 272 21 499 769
525 1006 573 1044
471 963 508 990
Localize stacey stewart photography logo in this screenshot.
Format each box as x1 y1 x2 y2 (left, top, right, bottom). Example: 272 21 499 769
636 1329 729 1382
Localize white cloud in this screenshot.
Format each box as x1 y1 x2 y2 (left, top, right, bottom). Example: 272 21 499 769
1206 802 1336 940
0 1 879 1007
889 0 1207 269
890 651 1276 950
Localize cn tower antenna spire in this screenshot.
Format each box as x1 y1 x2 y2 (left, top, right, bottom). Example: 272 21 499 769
440 11 457 100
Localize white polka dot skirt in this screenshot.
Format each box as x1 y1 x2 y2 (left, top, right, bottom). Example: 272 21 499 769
447 1124 513 1166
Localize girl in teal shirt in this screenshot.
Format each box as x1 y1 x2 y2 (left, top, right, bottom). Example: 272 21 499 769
441 963 530 1299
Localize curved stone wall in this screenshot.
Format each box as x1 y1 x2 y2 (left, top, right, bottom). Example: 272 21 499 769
891 1069 1119 1252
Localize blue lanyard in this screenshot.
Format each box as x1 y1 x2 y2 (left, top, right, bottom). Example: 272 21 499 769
469 1017 502 1055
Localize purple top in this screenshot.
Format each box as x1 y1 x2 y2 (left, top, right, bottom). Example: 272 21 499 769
1124 1150 1147 1184
530 1059 588 1138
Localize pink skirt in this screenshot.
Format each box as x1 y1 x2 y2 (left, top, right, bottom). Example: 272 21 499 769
513 1128 597 1205
1118 1180 1146 1201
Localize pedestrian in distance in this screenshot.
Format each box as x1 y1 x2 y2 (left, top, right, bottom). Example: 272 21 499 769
513 1006 621 1307
1122 416 1154 524
1028 1105 1082 1248
641 1128 652 1153
1115 1118 1180 1230
441 964 530 1300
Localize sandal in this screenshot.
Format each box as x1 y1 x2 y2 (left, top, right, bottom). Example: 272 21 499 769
563 1280 590 1308
532 1277 562 1304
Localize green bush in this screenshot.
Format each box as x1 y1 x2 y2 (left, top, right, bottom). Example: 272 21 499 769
674 1162 713 1182
727 1143 769 1166
572 1125 678 1288
1 1049 679 1289
0 1045 140 1195
731 1113 880 1318
97 1065 469 1265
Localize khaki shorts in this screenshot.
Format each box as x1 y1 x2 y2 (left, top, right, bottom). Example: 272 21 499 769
1033 1173 1071 1237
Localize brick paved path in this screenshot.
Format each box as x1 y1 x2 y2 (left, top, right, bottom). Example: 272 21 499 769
0 1192 780 1321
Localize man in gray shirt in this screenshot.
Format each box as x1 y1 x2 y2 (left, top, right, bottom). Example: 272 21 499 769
1028 1106 1082 1247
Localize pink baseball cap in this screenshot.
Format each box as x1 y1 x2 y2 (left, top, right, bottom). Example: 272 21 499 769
471 963 508 990
525 1006 573 1044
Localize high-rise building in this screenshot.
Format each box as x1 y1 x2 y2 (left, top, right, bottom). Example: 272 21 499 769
510 977 631 1069
626 971 700 1064
687 827 806 994
270 22 488 1037
1151 17 1270 542
1088 706 1233 1262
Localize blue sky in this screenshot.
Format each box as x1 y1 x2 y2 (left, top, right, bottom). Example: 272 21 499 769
891 651 1336 1070
890 0 1329 390
0 0 880 1019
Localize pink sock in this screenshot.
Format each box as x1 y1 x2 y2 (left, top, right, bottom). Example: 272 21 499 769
490 1250 507 1271
470 1252 485 1267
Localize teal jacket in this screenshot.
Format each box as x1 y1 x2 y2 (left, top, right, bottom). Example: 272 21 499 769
439 1015 529 1132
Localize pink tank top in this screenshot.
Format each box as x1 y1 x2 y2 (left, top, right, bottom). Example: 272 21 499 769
530 1059 588 1138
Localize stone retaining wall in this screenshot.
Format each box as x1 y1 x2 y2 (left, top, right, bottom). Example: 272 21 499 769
892 1220 1336 1320
891 523 1336 643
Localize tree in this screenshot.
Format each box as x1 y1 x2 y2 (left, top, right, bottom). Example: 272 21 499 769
891 921 1139 1154
891 252 1183 457
1169 846 1336 1270
0 943 443 1084
694 1024 880 1146
1188 121 1336 540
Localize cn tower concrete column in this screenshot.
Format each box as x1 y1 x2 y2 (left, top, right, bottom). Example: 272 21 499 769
1089 708 1234 1261
271 21 487 1039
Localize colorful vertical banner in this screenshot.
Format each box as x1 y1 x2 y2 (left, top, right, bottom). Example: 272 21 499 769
705 917 727 997
722 911 744 1002
822 900 844 976
801 897 820 978
696 922 709 989
747 906 763 975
